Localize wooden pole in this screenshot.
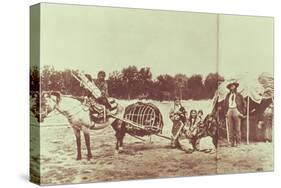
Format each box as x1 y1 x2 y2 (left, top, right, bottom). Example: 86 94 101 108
173 122 186 141
156 134 172 140
103 106 106 123
225 117 230 144
128 133 146 142
246 96 250 144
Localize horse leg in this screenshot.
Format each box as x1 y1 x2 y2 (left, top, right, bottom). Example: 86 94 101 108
119 136 124 151
208 124 218 149
115 139 120 153
73 128 82 160
191 138 198 151
213 129 218 149
82 127 92 160
149 135 153 144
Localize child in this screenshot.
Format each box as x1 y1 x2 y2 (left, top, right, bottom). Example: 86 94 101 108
198 110 204 123
185 109 202 150
186 110 201 135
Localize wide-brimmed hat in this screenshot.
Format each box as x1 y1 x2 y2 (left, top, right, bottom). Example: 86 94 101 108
226 81 239 90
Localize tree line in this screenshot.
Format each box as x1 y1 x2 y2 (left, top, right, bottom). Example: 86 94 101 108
30 65 224 101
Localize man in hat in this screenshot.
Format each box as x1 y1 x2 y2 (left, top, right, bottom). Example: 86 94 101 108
224 81 245 147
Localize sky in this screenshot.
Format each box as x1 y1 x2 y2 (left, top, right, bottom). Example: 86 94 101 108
38 3 273 80
218 14 274 79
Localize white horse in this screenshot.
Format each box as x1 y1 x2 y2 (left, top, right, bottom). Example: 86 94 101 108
40 91 118 160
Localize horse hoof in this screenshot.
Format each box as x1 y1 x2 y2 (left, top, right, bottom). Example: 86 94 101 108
76 156 82 160
87 154 93 161
185 150 193 154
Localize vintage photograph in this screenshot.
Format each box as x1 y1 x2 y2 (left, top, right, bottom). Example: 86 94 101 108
30 3 274 185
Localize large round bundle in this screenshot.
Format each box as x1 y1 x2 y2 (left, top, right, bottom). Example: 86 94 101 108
123 102 164 136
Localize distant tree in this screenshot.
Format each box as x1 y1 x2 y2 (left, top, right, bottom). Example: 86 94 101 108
137 67 153 97
41 65 52 91
146 81 158 100
122 66 139 99
108 71 125 98
187 74 204 100
61 69 84 96
204 73 224 99
30 66 39 92
156 74 175 101
174 74 188 100
48 67 62 92
36 65 224 101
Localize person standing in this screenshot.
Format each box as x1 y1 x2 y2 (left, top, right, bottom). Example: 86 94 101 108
169 97 187 148
224 81 245 147
197 110 204 123
257 102 273 142
263 103 273 142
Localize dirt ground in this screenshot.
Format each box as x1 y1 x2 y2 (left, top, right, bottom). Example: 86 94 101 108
30 100 273 185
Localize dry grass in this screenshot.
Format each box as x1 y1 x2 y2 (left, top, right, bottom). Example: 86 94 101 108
30 100 273 185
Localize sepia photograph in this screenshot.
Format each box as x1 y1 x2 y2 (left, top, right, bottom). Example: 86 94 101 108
30 3 274 185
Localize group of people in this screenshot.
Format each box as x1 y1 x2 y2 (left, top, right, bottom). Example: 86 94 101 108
169 97 208 152
82 70 273 150
224 81 273 145
169 81 246 152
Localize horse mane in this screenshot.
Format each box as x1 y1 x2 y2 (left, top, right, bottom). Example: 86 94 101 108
203 114 218 125
203 115 209 125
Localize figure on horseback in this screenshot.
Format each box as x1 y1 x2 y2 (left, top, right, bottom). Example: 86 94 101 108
76 71 119 128
38 70 122 161
39 92 94 160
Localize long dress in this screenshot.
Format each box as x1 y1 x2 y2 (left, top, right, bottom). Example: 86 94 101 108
186 118 202 138
169 105 187 148
178 117 202 153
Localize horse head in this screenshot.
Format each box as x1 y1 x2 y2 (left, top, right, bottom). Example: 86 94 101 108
203 114 219 136
38 91 61 122
203 114 218 127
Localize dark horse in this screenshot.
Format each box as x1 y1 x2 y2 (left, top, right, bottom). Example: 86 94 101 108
200 114 219 148
185 114 219 151
111 119 127 152
111 102 164 153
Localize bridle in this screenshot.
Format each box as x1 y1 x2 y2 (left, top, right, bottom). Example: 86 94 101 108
41 95 88 120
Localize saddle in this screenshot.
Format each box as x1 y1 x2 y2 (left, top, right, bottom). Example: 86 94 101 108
88 97 118 123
